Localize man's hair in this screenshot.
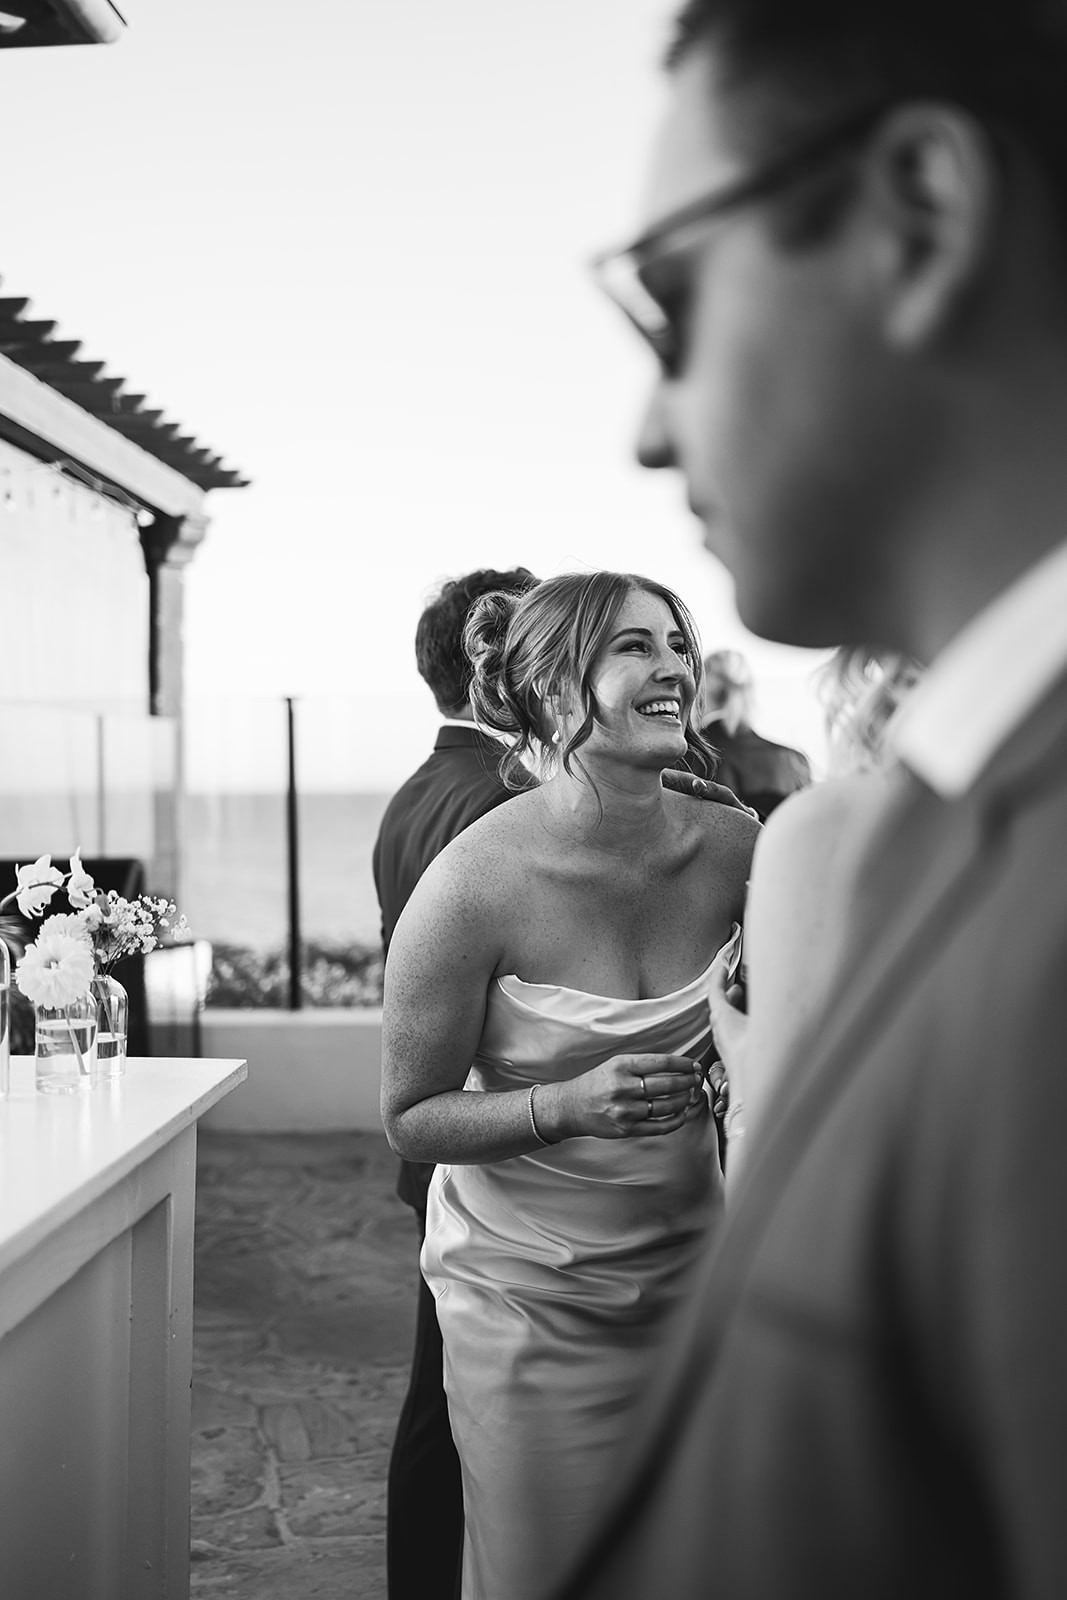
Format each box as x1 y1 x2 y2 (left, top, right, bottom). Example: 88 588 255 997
667 1 1067 211
416 567 538 716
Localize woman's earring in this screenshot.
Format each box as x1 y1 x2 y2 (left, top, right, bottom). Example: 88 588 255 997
551 729 561 745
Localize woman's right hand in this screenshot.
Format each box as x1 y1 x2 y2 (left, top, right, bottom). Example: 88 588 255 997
540 1053 705 1141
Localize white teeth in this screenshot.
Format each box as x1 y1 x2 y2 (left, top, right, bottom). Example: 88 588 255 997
638 700 681 717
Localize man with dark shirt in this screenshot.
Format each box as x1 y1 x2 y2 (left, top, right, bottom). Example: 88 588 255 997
699 647 811 819
373 565 537 1600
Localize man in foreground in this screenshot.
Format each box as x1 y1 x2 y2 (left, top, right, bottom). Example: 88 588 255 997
373 566 536 1600
561 1 1067 1593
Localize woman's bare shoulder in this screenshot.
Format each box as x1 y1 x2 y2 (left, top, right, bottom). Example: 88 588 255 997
669 786 762 863
404 786 540 910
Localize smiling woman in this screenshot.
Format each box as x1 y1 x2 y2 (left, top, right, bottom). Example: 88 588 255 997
379 568 759 1600
463 569 719 794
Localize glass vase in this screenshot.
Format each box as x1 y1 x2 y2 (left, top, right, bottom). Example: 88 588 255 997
34 995 97 1095
91 973 128 1082
0 937 9 1099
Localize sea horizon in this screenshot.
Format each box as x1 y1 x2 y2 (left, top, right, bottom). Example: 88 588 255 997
183 790 393 953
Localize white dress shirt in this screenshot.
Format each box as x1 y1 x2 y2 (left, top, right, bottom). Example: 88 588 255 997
890 538 1067 799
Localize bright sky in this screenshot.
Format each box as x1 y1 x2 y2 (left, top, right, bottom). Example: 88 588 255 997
1 0 831 789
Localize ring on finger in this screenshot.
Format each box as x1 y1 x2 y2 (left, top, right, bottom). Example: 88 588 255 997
639 1075 647 1098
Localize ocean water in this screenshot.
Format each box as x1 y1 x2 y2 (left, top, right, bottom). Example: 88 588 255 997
183 791 392 952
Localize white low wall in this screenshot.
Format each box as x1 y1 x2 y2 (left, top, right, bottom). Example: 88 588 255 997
198 1009 384 1133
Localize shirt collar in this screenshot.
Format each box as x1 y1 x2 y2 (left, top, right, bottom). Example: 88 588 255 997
889 538 1067 799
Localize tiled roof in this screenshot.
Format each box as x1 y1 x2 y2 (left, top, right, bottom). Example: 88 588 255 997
0 1 125 49
0 286 249 491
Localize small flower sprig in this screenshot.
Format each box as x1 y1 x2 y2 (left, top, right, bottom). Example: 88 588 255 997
79 886 189 976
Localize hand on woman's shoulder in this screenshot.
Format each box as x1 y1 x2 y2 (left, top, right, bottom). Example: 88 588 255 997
668 780 762 859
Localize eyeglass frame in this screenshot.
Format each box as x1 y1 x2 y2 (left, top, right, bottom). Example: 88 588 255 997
591 105 890 373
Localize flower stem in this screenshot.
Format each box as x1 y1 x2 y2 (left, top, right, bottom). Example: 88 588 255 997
64 1005 89 1077
98 983 116 1042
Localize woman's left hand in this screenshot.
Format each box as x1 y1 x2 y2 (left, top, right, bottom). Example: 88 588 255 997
706 1058 729 1118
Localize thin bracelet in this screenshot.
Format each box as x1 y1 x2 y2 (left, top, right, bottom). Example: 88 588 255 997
528 1084 553 1146
723 1098 746 1138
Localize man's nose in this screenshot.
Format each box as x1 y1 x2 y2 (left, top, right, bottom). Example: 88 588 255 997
635 382 675 470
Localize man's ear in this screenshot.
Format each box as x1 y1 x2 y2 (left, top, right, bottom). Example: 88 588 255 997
859 105 998 348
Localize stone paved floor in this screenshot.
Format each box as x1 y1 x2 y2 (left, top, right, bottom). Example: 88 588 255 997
190 1131 416 1599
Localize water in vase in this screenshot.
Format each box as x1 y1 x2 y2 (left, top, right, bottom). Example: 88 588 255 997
35 1015 97 1094
94 1030 126 1081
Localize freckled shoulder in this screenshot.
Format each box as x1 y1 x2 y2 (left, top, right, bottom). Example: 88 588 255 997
668 787 761 884
402 784 542 916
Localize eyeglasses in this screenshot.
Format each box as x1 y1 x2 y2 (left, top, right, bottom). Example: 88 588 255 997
591 106 886 375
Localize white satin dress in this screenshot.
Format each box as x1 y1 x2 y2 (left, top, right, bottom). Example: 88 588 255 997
422 926 741 1600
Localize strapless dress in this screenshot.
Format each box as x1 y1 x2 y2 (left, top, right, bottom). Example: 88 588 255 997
422 925 741 1600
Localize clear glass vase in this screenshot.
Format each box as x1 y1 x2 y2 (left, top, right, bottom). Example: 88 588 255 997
0 938 9 1099
34 995 97 1094
91 973 128 1082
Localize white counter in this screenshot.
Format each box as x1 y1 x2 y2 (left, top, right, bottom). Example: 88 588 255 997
0 1054 247 1600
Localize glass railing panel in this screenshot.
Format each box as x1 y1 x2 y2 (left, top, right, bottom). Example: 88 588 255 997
183 697 291 1008
292 695 387 1006
99 711 179 880
0 702 101 859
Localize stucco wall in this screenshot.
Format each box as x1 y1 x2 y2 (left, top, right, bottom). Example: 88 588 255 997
198 1009 385 1133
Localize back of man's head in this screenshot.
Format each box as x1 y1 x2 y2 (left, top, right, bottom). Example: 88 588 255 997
416 568 539 716
667 0 1067 222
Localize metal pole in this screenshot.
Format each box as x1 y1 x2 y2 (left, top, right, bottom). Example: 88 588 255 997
96 714 106 856
285 697 302 1010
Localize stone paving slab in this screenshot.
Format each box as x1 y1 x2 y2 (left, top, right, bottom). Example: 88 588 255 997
191 1130 416 1600
189 1541 387 1599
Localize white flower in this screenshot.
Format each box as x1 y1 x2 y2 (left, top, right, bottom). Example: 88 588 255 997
66 848 96 910
13 855 64 918
82 903 105 930
15 933 95 1009
39 912 92 944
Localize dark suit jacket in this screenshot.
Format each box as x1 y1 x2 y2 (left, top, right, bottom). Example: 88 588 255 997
700 719 812 820
373 724 527 1209
560 671 1067 1599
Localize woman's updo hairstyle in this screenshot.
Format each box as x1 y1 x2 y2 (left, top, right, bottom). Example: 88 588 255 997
465 571 716 790
463 589 531 740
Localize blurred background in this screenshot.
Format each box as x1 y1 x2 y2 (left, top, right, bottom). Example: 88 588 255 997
0 0 831 1014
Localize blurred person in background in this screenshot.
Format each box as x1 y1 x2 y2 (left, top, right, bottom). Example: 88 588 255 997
710 646 922 1179
381 571 758 1600
561 0 1067 1593
373 565 538 1600
697 645 811 818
